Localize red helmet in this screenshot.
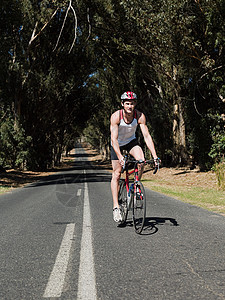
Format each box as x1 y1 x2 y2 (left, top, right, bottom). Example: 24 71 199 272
121 91 137 101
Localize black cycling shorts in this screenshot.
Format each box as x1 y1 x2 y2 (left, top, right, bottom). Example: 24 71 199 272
111 138 139 160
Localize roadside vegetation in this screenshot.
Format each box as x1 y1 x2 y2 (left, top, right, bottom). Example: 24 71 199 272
0 146 225 216
143 177 225 215
142 164 225 215
0 1 225 191
0 186 9 195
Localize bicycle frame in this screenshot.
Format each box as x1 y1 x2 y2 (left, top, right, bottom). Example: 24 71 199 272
122 155 146 192
122 156 146 211
124 165 137 191
118 154 159 233
122 154 159 210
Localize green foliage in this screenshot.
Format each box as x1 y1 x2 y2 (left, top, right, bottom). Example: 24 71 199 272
209 114 225 161
1 0 225 170
0 116 32 169
82 70 112 153
209 131 225 161
209 115 225 189
213 162 225 191
0 0 100 170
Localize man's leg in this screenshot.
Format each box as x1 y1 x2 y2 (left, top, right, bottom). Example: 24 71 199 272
129 145 145 179
111 160 122 209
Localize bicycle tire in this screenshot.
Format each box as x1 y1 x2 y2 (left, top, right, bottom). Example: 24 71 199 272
132 181 146 234
118 180 128 224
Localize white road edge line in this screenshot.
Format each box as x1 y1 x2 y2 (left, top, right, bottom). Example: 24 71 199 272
77 170 97 300
43 223 75 298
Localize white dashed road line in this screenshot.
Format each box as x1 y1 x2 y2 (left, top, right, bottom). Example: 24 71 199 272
77 170 97 300
43 153 97 299
43 223 75 298
77 188 82 197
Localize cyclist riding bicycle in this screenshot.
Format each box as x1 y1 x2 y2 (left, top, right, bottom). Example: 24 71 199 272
110 91 160 223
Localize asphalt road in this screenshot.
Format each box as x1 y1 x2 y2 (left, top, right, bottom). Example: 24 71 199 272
0 145 225 300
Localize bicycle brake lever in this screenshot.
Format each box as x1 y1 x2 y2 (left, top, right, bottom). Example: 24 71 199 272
153 158 160 174
121 156 127 173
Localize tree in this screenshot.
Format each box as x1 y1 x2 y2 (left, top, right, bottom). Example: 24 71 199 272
1 0 225 171
1 0 100 170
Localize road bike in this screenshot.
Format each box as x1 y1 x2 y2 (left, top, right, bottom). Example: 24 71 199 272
118 155 160 234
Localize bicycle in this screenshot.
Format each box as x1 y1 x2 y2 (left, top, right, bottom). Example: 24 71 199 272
118 154 160 234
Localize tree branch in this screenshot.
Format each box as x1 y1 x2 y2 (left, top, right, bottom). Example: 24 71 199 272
28 9 58 47
68 3 78 53
53 1 71 52
53 0 78 54
85 7 91 42
193 65 225 115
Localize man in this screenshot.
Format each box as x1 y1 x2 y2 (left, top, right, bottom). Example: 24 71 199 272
110 91 159 223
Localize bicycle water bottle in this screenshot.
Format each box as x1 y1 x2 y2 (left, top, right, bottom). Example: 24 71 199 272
127 183 134 204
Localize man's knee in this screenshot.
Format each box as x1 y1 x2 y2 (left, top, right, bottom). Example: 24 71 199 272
129 145 144 161
112 169 121 182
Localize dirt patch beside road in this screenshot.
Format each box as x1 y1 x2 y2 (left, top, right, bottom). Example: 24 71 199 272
0 153 76 190
142 165 218 189
0 146 219 192
86 147 218 189
1 147 224 215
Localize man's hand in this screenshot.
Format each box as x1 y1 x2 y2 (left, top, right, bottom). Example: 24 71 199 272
119 157 125 167
154 157 161 167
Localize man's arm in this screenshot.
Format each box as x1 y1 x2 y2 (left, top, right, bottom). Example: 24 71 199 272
110 111 124 163
138 112 158 160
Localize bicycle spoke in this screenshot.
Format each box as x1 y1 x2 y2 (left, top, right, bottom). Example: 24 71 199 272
118 180 128 224
132 181 146 234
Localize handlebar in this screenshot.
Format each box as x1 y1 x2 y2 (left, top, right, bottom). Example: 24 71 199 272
121 155 160 174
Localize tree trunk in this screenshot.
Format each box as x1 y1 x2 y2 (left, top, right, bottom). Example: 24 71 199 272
99 136 110 160
172 101 187 165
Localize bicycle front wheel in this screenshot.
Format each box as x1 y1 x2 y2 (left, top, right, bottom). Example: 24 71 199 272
118 180 128 224
132 181 146 234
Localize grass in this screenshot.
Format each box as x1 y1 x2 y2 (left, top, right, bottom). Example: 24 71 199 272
143 179 225 215
0 186 11 195
214 162 225 191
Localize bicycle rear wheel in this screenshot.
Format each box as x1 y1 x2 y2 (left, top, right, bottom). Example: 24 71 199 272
132 181 146 234
118 180 128 224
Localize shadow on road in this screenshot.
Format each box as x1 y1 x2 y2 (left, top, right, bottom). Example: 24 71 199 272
25 160 112 188
26 172 111 188
118 217 179 236
142 217 179 235
68 153 95 158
